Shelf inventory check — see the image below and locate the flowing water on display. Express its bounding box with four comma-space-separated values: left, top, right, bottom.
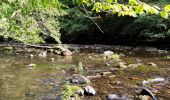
0, 45, 170, 100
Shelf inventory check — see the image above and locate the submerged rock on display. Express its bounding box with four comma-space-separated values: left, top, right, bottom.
38, 51, 47, 58
71, 75, 91, 84
84, 86, 96, 96
106, 94, 131, 100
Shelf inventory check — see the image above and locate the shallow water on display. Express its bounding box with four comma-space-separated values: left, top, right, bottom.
0, 45, 170, 100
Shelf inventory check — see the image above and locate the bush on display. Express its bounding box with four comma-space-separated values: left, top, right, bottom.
0, 0, 65, 44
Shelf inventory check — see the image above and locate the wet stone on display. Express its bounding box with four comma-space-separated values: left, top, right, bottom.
71, 75, 91, 84
84, 86, 96, 96
148, 62, 157, 67
103, 50, 114, 58
106, 94, 131, 100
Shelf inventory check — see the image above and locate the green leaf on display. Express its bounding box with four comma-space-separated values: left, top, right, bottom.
160, 11, 169, 19
106, 0, 113, 3
164, 5, 170, 12
128, 0, 138, 6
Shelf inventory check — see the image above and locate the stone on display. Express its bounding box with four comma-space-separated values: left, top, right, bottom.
106, 94, 131, 100
140, 87, 157, 100
38, 51, 47, 58
84, 86, 96, 96
27, 63, 36, 67
148, 62, 157, 67
71, 75, 91, 84
128, 63, 142, 68
142, 77, 165, 86
139, 95, 152, 100
26, 63, 36, 70
103, 51, 114, 58
101, 72, 112, 76
30, 54, 34, 58
86, 74, 101, 79
108, 75, 116, 78
51, 58, 55, 62
75, 89, 84, 96
118, 62, 128, 68
62, 49, 72, 56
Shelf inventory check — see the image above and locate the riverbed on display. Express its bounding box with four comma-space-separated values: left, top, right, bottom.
0, 44, 170, 100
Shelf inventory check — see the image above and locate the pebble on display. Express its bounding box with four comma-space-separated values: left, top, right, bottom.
27, 63, 36, 67
62, 49, 72, 56
101, 72, 112, 76
148, 62, 157, 67
30, 54, 34, 58
38, 51, 47, 58
107, 94, 131, 100
84, 86, 96, 96
139, 95, 152, 100
87, 74, 101, 79
118, 62, 128, 68
75, 89, 84, 96
71, 75, 91, 84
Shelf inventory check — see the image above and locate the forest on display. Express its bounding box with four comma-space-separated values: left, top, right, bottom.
0, 0, 169, 46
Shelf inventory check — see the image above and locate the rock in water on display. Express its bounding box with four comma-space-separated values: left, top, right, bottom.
142, 77, 165, 86
103, 51, 114, 58
118, 62, 128, 69
71, 75, 91, 84
38, 51, 47, 58
148, 62, 157, 67
27, 63, 36, 67
63, 49, 72, 56
75, 89, 84, 96
140, 87, 157, 100
84, 86, 96, 96
106, 94, 131, 100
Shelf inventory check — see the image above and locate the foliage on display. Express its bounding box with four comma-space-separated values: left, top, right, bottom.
74, 0, 170, 18
60, 8, 91, 35
0, 0, 65, 44
122, 14, 170, 40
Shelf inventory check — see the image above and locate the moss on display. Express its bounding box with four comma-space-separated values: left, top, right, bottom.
70, 86, 83, 93
111, 54, 120, 61
132, 64, 161, 74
